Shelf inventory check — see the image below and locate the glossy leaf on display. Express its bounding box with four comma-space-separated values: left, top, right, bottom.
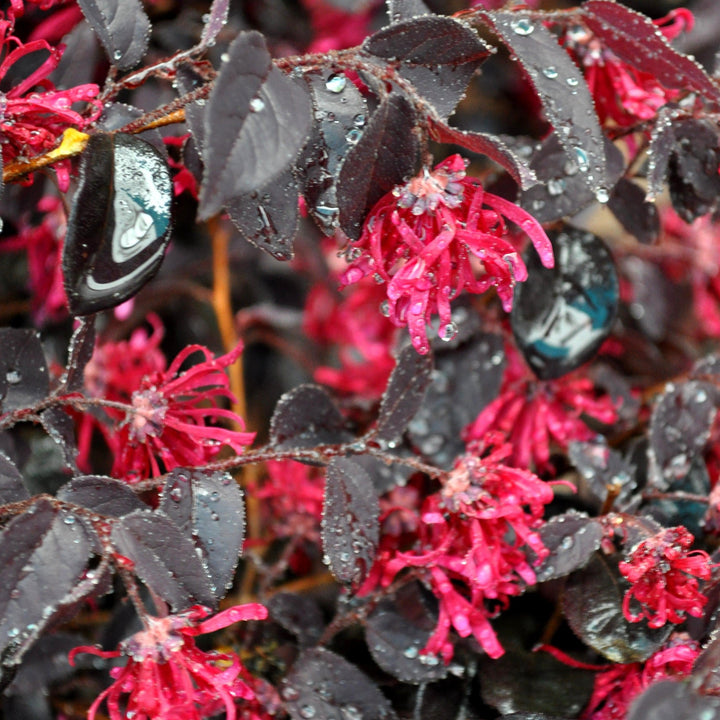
607, 178, 660, 245
627, 680, 720, 720
76, 0, 150, 70
39, 408, 78, 473
511, 228, 618, 380
322, 458, 379, 586
267, 592, 325, 647
62, 133, 172, 316
337, 93, 419, 239
282, 647, 398, 720
158, 469, 246, 596
375, 345, 433, 443
0, 452, 28, 504
582, 1, 720, 108
563, 553, 672, 663
269, 384, 352, 450
199, 0, 229, 48
0, 329, 49, 413
199, 31, 312, 219
56, 476, 145, 517
111, 510, 216, 610
481, 11, 607, 199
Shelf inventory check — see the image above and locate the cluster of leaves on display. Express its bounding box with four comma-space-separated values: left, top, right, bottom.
6, 0, 720, 719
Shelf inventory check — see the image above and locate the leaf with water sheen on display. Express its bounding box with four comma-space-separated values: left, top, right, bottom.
0, 329, 49, 413
0, 452, 28, 504
199, 0, 229, 48
199, 31, 312, 219
62, 133, 172, 316
76, 0, 150, 70
56, 476, 145, 518
627, 680, 720, 720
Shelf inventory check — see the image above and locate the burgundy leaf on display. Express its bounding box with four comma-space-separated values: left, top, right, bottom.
298, 69, 369, 234
428, 119, 537, 189
269, 384, 352, 450
646, 107, 682, 202
267, 592, 325, 647
199, 31, 312, 219
111, 510, 216, 610
226, 166, 299, 261
534, 511, 603, 582
376, 345, 433, 443
62, 133, 173, 316
282, 647, 398, 720
481, 11, 608, 199
39, 408, 78, 473
56, 476, 145, 517
0, 329, 49, 413
337, 93, 419, 239
0, 499, 95, 668
582, 0, 720, 108
159, 469, 246, 596
322, 458, 379, 586
199, 0, 229, 49
0, 452, 28, 504
60, 317, 96, 393
627, 680, 720, 720
387, 0, 431, 24
607, 178, 660, 244
76, 0, 150, 70
563, 553, 672, 663
568, 438, 636, 508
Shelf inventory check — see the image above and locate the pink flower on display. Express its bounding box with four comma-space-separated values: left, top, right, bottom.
362, 437, 554, 661
70, 604, 273, 720
463, 344, 620, 472
618, 526, 712, 628
340, 155, 553, 354
0, 7, 100, 187
304, 275, 397, 398
107, 340, 254, 481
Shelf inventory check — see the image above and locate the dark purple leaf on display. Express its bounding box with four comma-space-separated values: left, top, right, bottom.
39, 408, 77, 473
0, 329, 49, 413
111, 510, 216, 610
621, 257, 673, 342
647, 380, 719, 489
60, 317, 96, 392
56, 475, 145, 517
568, 438, 636, 509
175, 66, 206, 150
226, 166, 299, 261
0, 452, 28, 503
366, 593, 447, 683
480, 648, 594, 717
375, 345, 433, 443
582, 1, 720, 108
76, 0, 150, 70
199, 31, 312, 219
481, 11, 607, 199
668, 118, 720, 222
322, 458, 379, 586
199, 0, 229, 48
607, 178, 660, 244
158, 469, 246, 596
282, 647, 398, 720
627, 681, 720, 720
692, 633, 720, 693
387, 0, 430, 24
563, 553, 672, 663
428, 120, 537, 189
408, 330, 505, 469
646, 107, 682, 202
534, 511, 603, 582
62, 133, 173, 316
511, 228, 618, 380
269, 384, 352, 450
337, 93, 419, 239
267, 592, 324, 647
0, 499, 95, 668
298, 69, 369, 234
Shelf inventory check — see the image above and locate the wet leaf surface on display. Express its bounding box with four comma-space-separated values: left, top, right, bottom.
56, 475, 145, 517
0, 453, 28, 504
627, 680, 720, 720
0, 329, 49, 414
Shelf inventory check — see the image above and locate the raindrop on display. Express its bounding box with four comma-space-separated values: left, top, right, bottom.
63, 515, 76, 525
566, 77, 579, 87
547, 178, 565, 196
440, 321, 458, 342
300, 705, 317, 719
542, 66, 558, 79
249, 97, 265, 113
220, 52, 230, 63
353, 114, 366, 126
7, 628, 19, 639
595, 186, 609, 203
510, 18, 535, 35
573, 146, 590, 172
380, 300, 390, 317
403, 646, 419, 659
282, 686, 299, 701
210, 491, 220, 502
169, 485, 183, 502
113, 49, 122, 61
341, 706, 362, 720
325, 73, 347, 93
6, 369, 21, 384
346, 128, 362, 144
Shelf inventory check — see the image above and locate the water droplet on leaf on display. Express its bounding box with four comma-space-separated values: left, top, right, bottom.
325, 73, 347, 93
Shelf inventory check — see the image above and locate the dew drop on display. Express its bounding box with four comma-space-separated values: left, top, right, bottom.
573, 147, 590, 172
547, 178, 565, 196
346, 128, 362, 144
510, 18, 535, 35
220, 52, 230, 63
249, 97, 265, 113
282, 686, 299, 701
113, 49, 123, 61
440, 321, 458, 342
380, 299, 390, 317
542, 66, 558, 79
300, 705, 317, 719
403, 645, 419, 659
6, 369, 21, 384
353, 113, 366, 126
63, 515, 76, 525
325, 73, 347, 93
595, 186, 609, 203
566, 76, 579, 87
169, 485, 183, 502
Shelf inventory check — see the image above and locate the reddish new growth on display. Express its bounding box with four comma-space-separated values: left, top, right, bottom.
340, 155, 554, 354
464, 345, 619, 472
70, 604, 276, 720
563, 9, 692, 131
618, 526, 712, 628
362, 436, 553, 661
0, 3, 99, 188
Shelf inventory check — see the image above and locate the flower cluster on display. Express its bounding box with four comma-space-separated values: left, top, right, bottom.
70, 604, 274, 720
362, 437, 554, 661
463, 345, 620, 472
618, 526, 712, 628
340, 155, 554, 354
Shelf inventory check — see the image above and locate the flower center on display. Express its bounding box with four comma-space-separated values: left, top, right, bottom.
129, 387, 168, 441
